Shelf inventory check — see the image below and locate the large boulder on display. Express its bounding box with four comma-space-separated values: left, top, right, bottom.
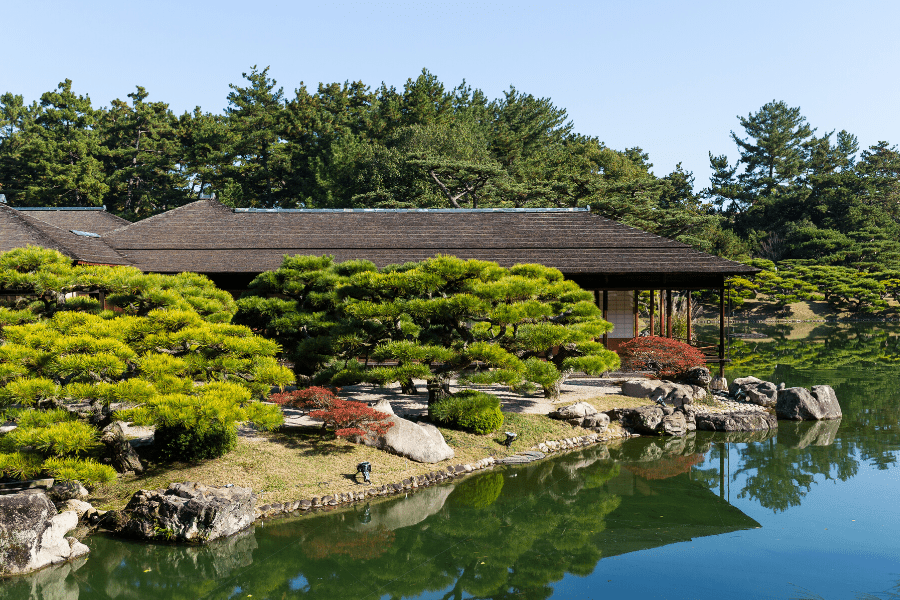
101, 421, 144, 474
114, 482, 256, 543
776, 385, 842, 420
548, 402, 609, 431
0, 490, 89, 576
357, 400, 454, 463
696, 411, 778, 432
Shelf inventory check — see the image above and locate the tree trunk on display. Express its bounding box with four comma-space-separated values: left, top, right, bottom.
400, 378, 418, 394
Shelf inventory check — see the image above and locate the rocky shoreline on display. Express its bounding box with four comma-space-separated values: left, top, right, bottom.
1, 371, 842, 576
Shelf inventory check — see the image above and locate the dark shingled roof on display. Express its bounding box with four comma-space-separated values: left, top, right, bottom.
14, 207, 131, 234
0, 204, 131, 266
101, 200, 756, 282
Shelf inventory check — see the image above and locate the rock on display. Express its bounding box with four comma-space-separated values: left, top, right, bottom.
621, 379, 707, 402
659, 411, 687, 436
101, 421, 144, 474
776, 386, 842, 420
710, 376, 728, 392
0, 491, 90, 576
550, 402, 598, 420
729, 376, 763, 396
620, 406, 665, 435
582, 413, 610, 431
746, 381, 778, 407
356, 399, 454, 463
695, 411, 778, 432
115, 482, 256, 543
47, 481, 89, 503
676, 366, 712, 389
59, 499, 93, 520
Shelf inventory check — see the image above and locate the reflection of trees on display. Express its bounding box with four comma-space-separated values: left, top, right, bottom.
719, 323, 900, 490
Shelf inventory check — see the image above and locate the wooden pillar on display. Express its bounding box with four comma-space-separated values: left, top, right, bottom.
666, 289, 673, 338
686, 291, 692, 343
633, 290, 639, 338
659, 289, 666, 336
649, 290, 655, 336
719, 282, 726, 377
602, 290, 609, 348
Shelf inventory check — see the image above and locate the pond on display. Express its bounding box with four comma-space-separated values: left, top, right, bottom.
3, 322, 900, 599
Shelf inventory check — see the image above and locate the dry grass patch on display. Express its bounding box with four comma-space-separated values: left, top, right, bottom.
91, 412, 598, 511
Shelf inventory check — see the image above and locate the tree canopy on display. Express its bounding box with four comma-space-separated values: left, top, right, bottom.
234, 254, 620, 401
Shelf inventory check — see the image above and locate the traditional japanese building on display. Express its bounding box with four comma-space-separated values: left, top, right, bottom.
1, 200, 758, 368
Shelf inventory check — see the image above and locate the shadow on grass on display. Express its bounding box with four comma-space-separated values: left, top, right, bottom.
264, 428, 356, 456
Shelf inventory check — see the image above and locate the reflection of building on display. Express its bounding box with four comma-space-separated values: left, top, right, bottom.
1, 201, 757, 368
600, 468, 760, 556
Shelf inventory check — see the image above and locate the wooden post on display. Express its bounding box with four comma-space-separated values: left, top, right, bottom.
666, 289, 673, 338
660, 289, 666, 336
719, 282, 726, 378
649, 290, 655, 336
686, 291, 692, 343
633, 290, 639, 338
602, 290, 609, 348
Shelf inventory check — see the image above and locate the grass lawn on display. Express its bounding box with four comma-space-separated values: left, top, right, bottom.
91, 405, 634, 511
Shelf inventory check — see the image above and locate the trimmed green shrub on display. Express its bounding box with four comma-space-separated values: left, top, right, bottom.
153, 421, 238, 462
431, 390, 503, 435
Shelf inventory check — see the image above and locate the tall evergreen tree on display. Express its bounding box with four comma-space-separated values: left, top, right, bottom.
223, 66, 290, 207
100, 86, 189, 218
15, 80, 107, 206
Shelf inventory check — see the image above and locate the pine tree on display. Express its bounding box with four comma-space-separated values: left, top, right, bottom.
16, 80, 108, 206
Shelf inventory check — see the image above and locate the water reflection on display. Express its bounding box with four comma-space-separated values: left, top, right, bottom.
5, 323, 899, 599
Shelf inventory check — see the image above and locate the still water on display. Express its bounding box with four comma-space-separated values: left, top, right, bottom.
3, 323, 899, 599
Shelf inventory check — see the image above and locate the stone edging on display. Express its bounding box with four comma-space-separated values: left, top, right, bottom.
255, 428, 632, 520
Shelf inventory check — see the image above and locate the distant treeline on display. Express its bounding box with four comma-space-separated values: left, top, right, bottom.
2, 68, 900, 282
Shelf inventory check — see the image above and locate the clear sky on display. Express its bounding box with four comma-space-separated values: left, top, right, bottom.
5, 0, 899, 190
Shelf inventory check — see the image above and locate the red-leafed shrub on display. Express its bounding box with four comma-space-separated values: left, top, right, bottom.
269, 387, 392, 438
269, 386, 339, 409
310, 398, 394, 438
617, 336, 705, 379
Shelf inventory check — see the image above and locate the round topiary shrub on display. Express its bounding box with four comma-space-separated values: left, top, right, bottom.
617, 336, 706, 379
431, 390, 503, 435
153, 421, 238, 462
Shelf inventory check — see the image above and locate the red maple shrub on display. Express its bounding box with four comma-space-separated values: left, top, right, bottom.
268, 386, 339, 409
269, 387, 392, 438
617, 336, 706, 379
310, 398, 394, 438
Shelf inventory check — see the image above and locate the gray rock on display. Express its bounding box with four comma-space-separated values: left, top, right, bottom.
115, 482, 256, 543
620, 406, 665, 434
549, 402, 598, 420
659, 411, 688, 436
59, 499, 93, 520
356, 400, 454, 463
47, 481, 89, 503
776, 386, 842, 420
101, 421, 144, 474
621, 379, 707, 402
676, 366, 712, 389
695, 411, 778, 432
746, 381, 779, 407
582, 413, 610, 430
729, 376, 763, 396
0, 491, 90, 576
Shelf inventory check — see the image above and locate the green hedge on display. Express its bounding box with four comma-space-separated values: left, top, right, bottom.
431, 390, 503, 435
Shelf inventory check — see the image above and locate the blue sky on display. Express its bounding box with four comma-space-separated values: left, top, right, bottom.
6, 0, 899, 190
